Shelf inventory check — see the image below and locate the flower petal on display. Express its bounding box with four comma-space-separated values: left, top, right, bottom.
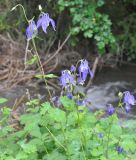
37, 17, 43, 28
125, 104, 131, 113
70, 65, 76, 73
124, 91, 135, 105
50, 18, 56, 31
26, 20, 37, 40
106, 104, 115, 116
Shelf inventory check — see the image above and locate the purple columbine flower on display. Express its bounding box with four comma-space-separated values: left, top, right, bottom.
125, 104, 131, 113
116, 146, 124, 154
67, 91, 73, 99
123, 91, 135, 113
106, 104, 115, 116
59, 70, 75, 88
78, 59, 93, 84
123, 91, 135, 105
76, 98, 90, 106
26, 20, 37, 40
37, 13, 56, 33
52, 96, 61, 107
98, 133, 103, 139
70, 65, 76, 73
76, 100, 84, 106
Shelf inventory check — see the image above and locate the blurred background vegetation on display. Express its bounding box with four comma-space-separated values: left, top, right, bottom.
0, 0, 136, 61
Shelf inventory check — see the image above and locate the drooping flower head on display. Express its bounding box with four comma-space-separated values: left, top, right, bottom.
67, 91, 73, 99
78, 59, 93, 84
76, 100, 84, 106
26, 20, 37, 40
70, 65, 76, 73
125, 104, 131, 113
123, 91, 135, 113
26, 13, 55, 40
106, 104, 115, 116
37, 13, 56, 33
52, 96, 61, 107
76, 98, 91, 106
98, 133, 103, 139
116, 146, 124, 154
59, 70, 75, 88
123, 91, 135, 105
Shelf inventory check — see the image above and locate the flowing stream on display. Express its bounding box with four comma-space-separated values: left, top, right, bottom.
86, 64, 136, 119
0, 64, 136, 119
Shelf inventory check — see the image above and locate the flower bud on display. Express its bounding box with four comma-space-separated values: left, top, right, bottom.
38, 5, 42, 11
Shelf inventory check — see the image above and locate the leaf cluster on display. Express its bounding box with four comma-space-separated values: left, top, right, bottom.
58, 0, 115, 54
0, 97, 136, 160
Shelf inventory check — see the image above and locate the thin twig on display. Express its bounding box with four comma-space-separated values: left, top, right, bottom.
85, 56, 100, 90
43, 32, 71, 66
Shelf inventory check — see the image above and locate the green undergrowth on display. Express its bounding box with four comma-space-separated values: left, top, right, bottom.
0, 97, 136, 160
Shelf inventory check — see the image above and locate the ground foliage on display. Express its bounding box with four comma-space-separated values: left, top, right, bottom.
0, 97, 136, 160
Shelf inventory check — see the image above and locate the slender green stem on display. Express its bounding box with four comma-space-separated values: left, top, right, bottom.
11, 4, 29, 22
105, 116, 114, 159
45, 126, 67, 151
76, 107, 87, 160
60, 123, 70, 158
32, 38, 54, 106
44, 145, 49, 155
